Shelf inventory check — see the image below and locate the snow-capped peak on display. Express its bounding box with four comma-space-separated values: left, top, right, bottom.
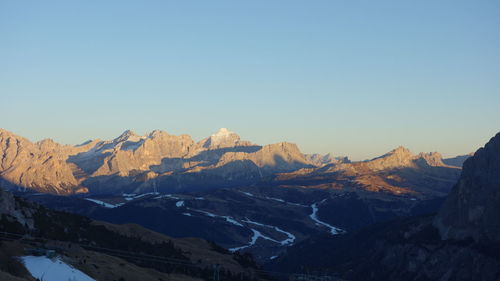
201, 128, 241, 148
212, 128, 233, 137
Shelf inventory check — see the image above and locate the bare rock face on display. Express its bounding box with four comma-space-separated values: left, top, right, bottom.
418, 152, 446, 167
218, 142, 313, 172
0, 129, 85, 194
78, 129, 197, 177
305, 153, 350, 166
434, 132, 500, 243
365, 146, 415, 171
339, 147, 453, 173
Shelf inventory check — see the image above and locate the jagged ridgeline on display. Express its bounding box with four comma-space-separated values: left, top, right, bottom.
0, 128, 467, 196
0, 128, 314, 195
0, 188, 262, 280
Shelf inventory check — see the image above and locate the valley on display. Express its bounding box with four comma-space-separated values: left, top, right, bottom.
1, 127, 485, 280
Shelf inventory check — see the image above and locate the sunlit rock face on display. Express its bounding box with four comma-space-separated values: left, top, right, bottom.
434, 132, 500, 243
0, 127, 464, 196
0, 128, 318, 194
0, 129, 94, 194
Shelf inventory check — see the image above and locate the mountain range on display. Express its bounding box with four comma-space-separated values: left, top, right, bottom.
0, 127, 497, 281
0, 128, 468, 196
0, 128, 473, 264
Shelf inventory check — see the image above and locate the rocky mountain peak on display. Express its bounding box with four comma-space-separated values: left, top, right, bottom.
147, 129, 171, 139
36, 138, 61, 151
418, 151, 445, 166
113, 129, 140, 143
0, 128, 11, 135
200, 128, 244, 149
211, 127, 239, 141
388, 146, 413, 157
363, 146, 415, 171
434, 132, 500, 243
214, 127, 232, 136
306, 153, 350, 166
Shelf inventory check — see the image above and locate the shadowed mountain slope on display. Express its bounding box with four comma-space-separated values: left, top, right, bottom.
271, 132, 500, 281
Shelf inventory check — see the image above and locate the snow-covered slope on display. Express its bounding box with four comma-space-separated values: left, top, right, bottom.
21, 256, 95, 281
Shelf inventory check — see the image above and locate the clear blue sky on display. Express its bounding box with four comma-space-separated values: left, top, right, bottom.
1, 0, 499, 160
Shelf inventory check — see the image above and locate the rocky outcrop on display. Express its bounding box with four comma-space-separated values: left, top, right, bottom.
218, 142, 313, 172
0, 129, 90, 194
434, 132, 500, 243
305, 153, 350, 166
356, 147, 450, 171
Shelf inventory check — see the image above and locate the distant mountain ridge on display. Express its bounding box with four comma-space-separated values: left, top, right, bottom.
275, 145, 462, 197
271, 132, 500, 281
0, 128, 464, 195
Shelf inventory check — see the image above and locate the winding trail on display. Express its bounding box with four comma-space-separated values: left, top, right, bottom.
242, 219, 296, 246
310, 200, 343, 235
229, 229, 279, 252
239, 191, 308, 207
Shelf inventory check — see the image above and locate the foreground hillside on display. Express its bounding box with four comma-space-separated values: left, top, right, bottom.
271, 132, 500, 281
0, 188, 261, 281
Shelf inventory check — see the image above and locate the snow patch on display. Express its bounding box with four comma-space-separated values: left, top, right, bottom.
188, 209, 244, 227
221, 216, 244, 227
130, 192, 159, 199
176, 201, 185, 207
239, 191, 307, 207
242, 219, 295, 246
122, 193, 137, 197
21, 256, 95, 281
154, 194, 180, 200
310, 201, 343, 235
264, 196, 285, 203
85, 198, 123, 208
240, 191, 255, 197
229, 229, 278, 252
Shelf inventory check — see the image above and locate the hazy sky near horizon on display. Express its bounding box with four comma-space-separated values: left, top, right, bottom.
1, 0, 499, 160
